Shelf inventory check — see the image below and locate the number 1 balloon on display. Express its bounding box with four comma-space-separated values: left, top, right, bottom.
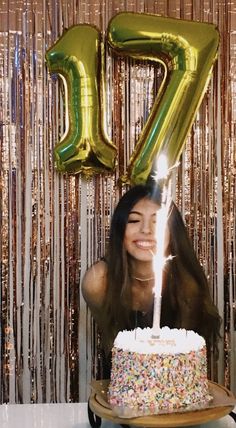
46, 25, 117, 176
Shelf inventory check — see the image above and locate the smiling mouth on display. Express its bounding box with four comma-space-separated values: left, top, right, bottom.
135, 241, 156, 250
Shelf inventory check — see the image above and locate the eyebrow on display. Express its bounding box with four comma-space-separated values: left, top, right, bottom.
129, 210, 156, 216
129, 210, 141, 215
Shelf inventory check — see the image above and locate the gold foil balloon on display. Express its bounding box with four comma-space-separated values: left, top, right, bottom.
46, 25, 117, 176
107, 12, 219, 185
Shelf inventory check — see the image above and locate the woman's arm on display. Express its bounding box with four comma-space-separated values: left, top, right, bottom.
81, 260, 108, 324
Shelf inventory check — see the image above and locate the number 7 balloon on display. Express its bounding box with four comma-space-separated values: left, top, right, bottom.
46, 25, 117, 175
107, 12, 219, 185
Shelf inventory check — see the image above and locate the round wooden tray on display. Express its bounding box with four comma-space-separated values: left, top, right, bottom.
89, 380, 235, 427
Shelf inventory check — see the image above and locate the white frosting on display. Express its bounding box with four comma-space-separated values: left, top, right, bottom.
114, 327, 205, 354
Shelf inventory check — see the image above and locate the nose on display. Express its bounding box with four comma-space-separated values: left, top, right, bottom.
140, 219, 153, 235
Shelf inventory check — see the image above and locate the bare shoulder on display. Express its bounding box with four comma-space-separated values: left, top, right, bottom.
81, 260, 107, 309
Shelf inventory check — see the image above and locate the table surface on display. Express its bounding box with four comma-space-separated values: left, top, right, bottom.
0, 402, 235, 428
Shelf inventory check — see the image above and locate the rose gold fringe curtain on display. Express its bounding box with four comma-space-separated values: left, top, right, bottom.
0, 0, 235, 403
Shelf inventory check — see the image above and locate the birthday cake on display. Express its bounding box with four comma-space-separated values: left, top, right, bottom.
108, 327, 212, 417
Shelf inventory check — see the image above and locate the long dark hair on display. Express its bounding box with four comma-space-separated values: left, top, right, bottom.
101, 185, 221, 356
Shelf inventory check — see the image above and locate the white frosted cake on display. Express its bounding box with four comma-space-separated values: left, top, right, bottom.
108, 327, 212, 417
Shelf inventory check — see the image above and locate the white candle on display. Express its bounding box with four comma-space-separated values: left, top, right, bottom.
152, 295, 162, 338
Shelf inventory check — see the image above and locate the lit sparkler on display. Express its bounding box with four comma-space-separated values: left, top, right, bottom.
151, 154, 171, 338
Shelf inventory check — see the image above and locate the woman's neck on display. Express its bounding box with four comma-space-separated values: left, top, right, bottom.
129, 259, 154, 281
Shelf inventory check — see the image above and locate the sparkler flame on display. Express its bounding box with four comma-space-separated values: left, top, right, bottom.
150, 154, 172, 338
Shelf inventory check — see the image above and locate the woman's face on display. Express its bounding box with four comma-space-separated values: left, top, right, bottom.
124, 197, 159, 262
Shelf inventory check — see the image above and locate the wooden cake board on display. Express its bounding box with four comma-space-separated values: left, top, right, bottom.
89, 380, 236, 427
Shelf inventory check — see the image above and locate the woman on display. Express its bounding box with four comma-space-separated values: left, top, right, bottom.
82, 184, 221, 377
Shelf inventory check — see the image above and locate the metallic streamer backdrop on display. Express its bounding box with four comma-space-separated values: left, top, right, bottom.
0, 0, 235, 403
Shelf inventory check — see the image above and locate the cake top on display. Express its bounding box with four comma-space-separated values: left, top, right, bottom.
113, 326, 206, 354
